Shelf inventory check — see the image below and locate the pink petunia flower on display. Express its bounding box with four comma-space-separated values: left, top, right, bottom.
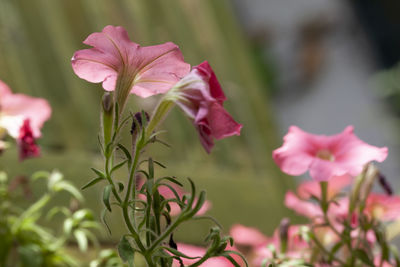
173, 61, 242, 153
251, 225, 311, 266
273, 126, 388, 181
71, 25, 190, 110
0, 80, 51, 160
365, 194, 400, 221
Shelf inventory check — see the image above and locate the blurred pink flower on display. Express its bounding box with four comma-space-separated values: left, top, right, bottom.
230, 224, 269, 248
0, 80, 51, 160
297, 174, 352, 199
71, 25, 190, 104
252, 225, 310, 266
365, 194, 400, 221
172, 243, 240, 267
174, 61, 242, 153
273, 126, 388, 181
285, 175, 351, 219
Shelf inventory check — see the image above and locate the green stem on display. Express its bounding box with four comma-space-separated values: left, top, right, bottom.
188, 251, 212, 267
122, 204, 146, 252
104, 153, 122, 204
311, 232, 346, 266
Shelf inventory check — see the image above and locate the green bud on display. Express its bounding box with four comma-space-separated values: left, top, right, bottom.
101, 92, 114, 150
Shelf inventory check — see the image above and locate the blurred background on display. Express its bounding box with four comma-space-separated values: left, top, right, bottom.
1, 0, 400, 256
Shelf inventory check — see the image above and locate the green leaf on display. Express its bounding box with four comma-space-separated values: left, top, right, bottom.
156, 176, 183, 187
101, 208, 111, 235
54, 181, 84, 202
160, 246, 200, 259
63, 218, 74, 235
221, 253, 241, 267
103, 185, 112, 212
223, 250, 249, 267
117, 182, 124, 193
118, 236, 135, 267
81, 177, 104, 190
74, 229, 88, 252
354, 249, 374, 267
111, 159, 129, 174
117, 144, 132, 165
90, 168, 107, 179
148, 158, 154, 179
18, 244, 43, 267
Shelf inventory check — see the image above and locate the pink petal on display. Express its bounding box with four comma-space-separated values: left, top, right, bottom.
0, 88, 51, 138
194, 61, 226, 102
208, 102, 242, 140
0, 80, 12, 96
297, 174, 352, 199
332, 127, 388, 176
273, 126, 316, 176
285, 191, 322, 218
230, 224, 268, 247
72, 26, 190, 98
309, 159, 348, 181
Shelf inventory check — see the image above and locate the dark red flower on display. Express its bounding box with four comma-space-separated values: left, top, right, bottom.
18, 119, 40, 161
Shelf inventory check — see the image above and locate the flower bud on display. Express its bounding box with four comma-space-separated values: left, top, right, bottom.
279, 217, 290, 253
101, 92, 114, 148
130, 111, 150, 135
102, 92, 113, 114
358, 164, 380, 208
378, 173, 393, 196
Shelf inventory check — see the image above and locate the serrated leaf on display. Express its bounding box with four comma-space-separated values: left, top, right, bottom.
103, 185, 112, 212
82, 177, 104, 190
118, 236, 135, 267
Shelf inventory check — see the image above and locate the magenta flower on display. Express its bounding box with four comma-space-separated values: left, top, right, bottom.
71, 25, 190, 110
174, 61, 242, 153
273, 126, 388, 181
0, 80, 51, 160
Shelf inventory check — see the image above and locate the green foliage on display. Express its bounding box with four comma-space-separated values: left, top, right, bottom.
0, 170, 101, 267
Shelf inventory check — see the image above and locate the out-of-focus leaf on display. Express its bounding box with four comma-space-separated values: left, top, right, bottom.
18, 244, 43, 267
103, 185, 112, 212
74, 229, 88, 251
118, 236, 135, 267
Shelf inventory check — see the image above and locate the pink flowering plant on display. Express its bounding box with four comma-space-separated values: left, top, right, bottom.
0, 81, 102, 266
72, 25, 245, 267
230, 126, 400, 267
